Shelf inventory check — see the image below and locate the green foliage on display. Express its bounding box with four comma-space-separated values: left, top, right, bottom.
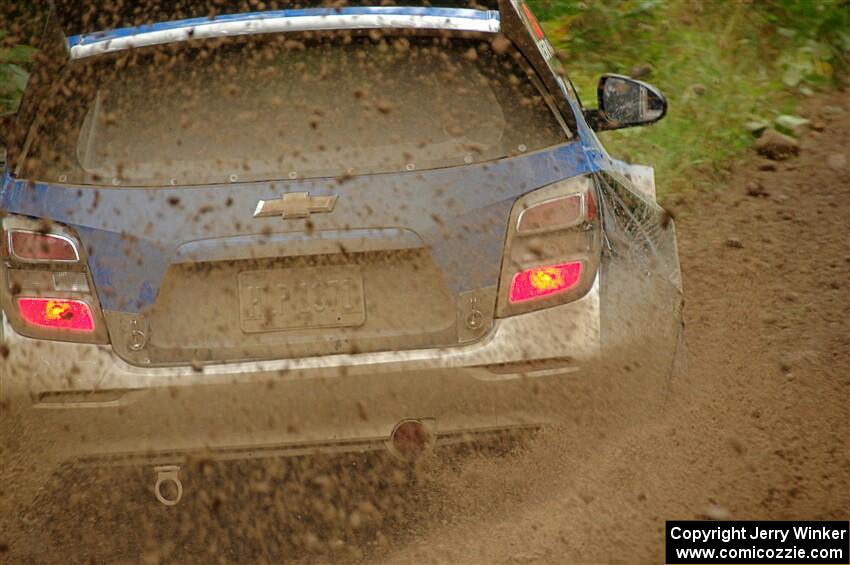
0, 31, 34, 115
760, 0, 850, 57
759, 0, 850, 87
528, 0, 848, 197
529, 0, 664, 61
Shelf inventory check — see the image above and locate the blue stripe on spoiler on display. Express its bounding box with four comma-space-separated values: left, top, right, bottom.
67, 7, 499, 47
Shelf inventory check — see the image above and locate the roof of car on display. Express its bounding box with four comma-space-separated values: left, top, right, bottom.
66, 6, 501, 60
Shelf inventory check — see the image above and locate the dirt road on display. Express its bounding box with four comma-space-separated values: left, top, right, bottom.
372, 89, 849, 564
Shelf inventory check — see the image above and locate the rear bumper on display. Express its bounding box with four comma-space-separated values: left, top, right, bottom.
0, 279, 601, 469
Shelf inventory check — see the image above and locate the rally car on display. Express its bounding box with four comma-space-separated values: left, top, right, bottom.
0, 0, 684, 509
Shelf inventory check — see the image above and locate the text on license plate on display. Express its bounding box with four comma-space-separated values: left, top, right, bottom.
238, 266, 365, 332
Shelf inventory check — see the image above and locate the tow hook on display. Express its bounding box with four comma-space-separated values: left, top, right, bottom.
153, 465, 183, 506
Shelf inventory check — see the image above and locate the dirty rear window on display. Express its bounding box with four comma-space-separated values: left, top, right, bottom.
20, 33, 569, 186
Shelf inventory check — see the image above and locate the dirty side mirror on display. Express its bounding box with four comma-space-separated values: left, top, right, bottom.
584, 74, 667, 132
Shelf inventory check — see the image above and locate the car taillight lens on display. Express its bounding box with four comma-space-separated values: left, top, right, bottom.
0, 214, 108, 343
9, 230, 79, 262
17, 298, 95, 332
498, 175, 601, 317
517, 189, 596, 234
509, 262, 583, 303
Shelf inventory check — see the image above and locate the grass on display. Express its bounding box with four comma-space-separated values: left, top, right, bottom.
0, 1, 41, 115
0, 36, 34, 116
530, 0, 850, 198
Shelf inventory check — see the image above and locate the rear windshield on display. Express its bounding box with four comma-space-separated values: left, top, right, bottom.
20, 33, 569, 186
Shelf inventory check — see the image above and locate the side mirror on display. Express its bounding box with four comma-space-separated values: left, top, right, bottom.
584, 74, 667, 132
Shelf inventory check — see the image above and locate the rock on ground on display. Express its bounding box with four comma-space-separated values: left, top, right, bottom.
755, 128, 800, 160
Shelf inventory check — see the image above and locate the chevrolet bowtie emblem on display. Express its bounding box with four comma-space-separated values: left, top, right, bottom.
253, 192, 338, 220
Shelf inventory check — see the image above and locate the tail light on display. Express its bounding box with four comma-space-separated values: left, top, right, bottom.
497, 175, 601, 317
0, 215, 109, 343
8, 230, 80, 262
517, 189, 596, 234
17, 298, 96, 332
509, 261, 583, 303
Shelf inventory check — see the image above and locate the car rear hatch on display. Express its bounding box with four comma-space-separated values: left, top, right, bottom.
3, 22, 584, 367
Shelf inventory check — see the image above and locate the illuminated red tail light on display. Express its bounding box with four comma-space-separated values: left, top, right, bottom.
499, 176, 600, 317
8, 230, 79, 262
17, 298, 96, 332
509, 262, 582, 303
1, 215, 107, 343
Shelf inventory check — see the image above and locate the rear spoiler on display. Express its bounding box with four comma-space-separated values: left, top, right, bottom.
49, 0, 502, 37
47, 0, 559, 69
50, 0, 500, 36
66, 7, 502, 59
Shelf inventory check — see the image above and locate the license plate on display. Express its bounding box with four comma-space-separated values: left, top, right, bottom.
238, 266, 365, 333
